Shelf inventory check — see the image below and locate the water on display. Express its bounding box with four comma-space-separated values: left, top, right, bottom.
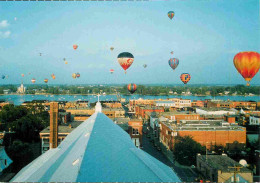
0, 94, 259, 106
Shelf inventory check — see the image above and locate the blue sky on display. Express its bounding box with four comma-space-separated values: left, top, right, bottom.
0, 0, 259, 85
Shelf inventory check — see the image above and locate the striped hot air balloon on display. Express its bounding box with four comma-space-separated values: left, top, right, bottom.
76, 73, 80, 78
233, 51, 260, 86
168, 58, 179, 71
31, 78, 36, 84
127, 83, 137, 94
168, 11, 175, 20
110, 69, 114, 74
117, 52, 134, 74
180, 73, 191, 84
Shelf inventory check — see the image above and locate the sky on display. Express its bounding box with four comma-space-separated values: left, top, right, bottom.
0, 0, 259, 85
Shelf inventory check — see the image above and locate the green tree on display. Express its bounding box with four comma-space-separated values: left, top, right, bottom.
173, 136, 205, 166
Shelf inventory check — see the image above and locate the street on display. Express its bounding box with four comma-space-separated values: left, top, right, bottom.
142, 134, 198, 182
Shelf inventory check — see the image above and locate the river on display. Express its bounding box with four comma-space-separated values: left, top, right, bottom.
0, 94, 259, 105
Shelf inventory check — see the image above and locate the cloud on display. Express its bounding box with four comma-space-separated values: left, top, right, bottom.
0, 20, 9, 28
0, 31, 11, 38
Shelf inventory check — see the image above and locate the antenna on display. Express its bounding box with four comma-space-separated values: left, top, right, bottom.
228, 165, 243, 183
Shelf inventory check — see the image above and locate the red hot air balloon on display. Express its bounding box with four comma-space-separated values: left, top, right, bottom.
110, 69, 114, 74
117, 52, 134, 74
21, 74, 24, 77
233, 51, 260, 86
44, 79, 48, 83
31, 78, 36, 84
180, 73, 191, 84
73, 44, 78, 50
127, 83, 137, 94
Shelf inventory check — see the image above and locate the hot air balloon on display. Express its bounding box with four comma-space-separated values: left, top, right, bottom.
31, 78, 36, 84
143, 64, 147, 68
127, 83, 137, 94
21, 74, 24, 77
110, 47, 114, 51
1, 75, 5, 79
51, 74, 56, 80
76, 73, 80, 78
180, 73, 191, 84
169, 58, 179, 71
170, 51, 174, 54
72, 73, 77, 79
117, 52, 134, 74
73, 44, 78, 50
65, 61, 68, 64
233, 51, 260, 86
168, 11, 175, 20
44, 79, 48, 83
110, 69, 114, 74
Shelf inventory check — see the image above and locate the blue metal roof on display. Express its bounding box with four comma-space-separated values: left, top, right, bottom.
11, 110, 180, 182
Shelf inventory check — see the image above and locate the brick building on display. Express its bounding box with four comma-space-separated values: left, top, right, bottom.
159, 119, 246, 150
191, 100, 205, 108
135, 105, 164, 119
160, 111, 200, 124
128, 119, 143, 148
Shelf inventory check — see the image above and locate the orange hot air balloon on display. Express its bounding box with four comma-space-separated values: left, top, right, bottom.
21, 74, 24, 77
31, 78, 36, 84
73, 44, 78, 50
44, 79, 48, 83
233, 51, 260, 86
180, 73, 191, 84
65, 61, 68, 64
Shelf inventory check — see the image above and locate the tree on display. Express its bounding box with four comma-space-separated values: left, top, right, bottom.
173, 136, 205, 166
6, 140, 34, 172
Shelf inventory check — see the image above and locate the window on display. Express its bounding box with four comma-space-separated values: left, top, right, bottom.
132, 128, 139, 135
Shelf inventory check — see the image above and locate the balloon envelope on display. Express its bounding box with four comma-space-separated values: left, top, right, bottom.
127, 83, 137, 94
73, 44, 78, 50
143, 64, 147, 68
117, 52, 134, 73
110, 47, 114, 51
76, 73, 80, 78
44, 79, 48, 83
72, 73, 77, 79
110, 69, 114, 74
233, 51, 260, 86
1, 75, 5, 79
168, 58, 179, 71
180, 73, 191, 84
168, 11, 175, 20
21, 74, 24, 77
31, 78, 36, 83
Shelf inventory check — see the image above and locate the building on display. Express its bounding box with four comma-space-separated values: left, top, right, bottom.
249, 114, 260, 125
128, 119, 143, 148
197, 154, 253, 182
196, 107, 236, 116
169, 98, 191, 109
135, 105, 164, 119
0, 147, 12, 175
207, 100, 234, 108
11, 101, 181, 182
160, 111, 200, 124
232, 101, 257, 110
0, 101, 10, 111
159, 119, 246, 150
155, 101, 175, 109
191, 100, 205, 108
16, 82, 26, 94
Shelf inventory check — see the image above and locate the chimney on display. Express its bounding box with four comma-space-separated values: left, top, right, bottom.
49, 102, 58, 149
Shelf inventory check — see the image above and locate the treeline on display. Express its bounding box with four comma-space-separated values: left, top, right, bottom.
0, 84, 259, 96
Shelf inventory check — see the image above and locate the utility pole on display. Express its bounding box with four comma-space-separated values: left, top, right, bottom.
228, 165, 243, 183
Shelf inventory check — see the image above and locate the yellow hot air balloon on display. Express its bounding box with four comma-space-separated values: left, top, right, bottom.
233, 51, 260, 86
72, 73, 77, 79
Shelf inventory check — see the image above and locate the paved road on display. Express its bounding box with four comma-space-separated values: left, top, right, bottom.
142, 134, 198, 182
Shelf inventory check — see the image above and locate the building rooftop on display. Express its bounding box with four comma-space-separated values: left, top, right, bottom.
40, 121, 82, 134
161, 120, 245, 131
12, 109, 180, 182
155, 101, 175, 104
160, 111, 197, 116
197, 155, 251, 173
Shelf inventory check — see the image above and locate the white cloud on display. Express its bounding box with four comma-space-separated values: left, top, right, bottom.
0, 31, 11, 38
0, 20, 9, 28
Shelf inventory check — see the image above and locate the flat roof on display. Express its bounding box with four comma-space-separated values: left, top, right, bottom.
40, 121, 82, 134
197, 155, 251, 173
